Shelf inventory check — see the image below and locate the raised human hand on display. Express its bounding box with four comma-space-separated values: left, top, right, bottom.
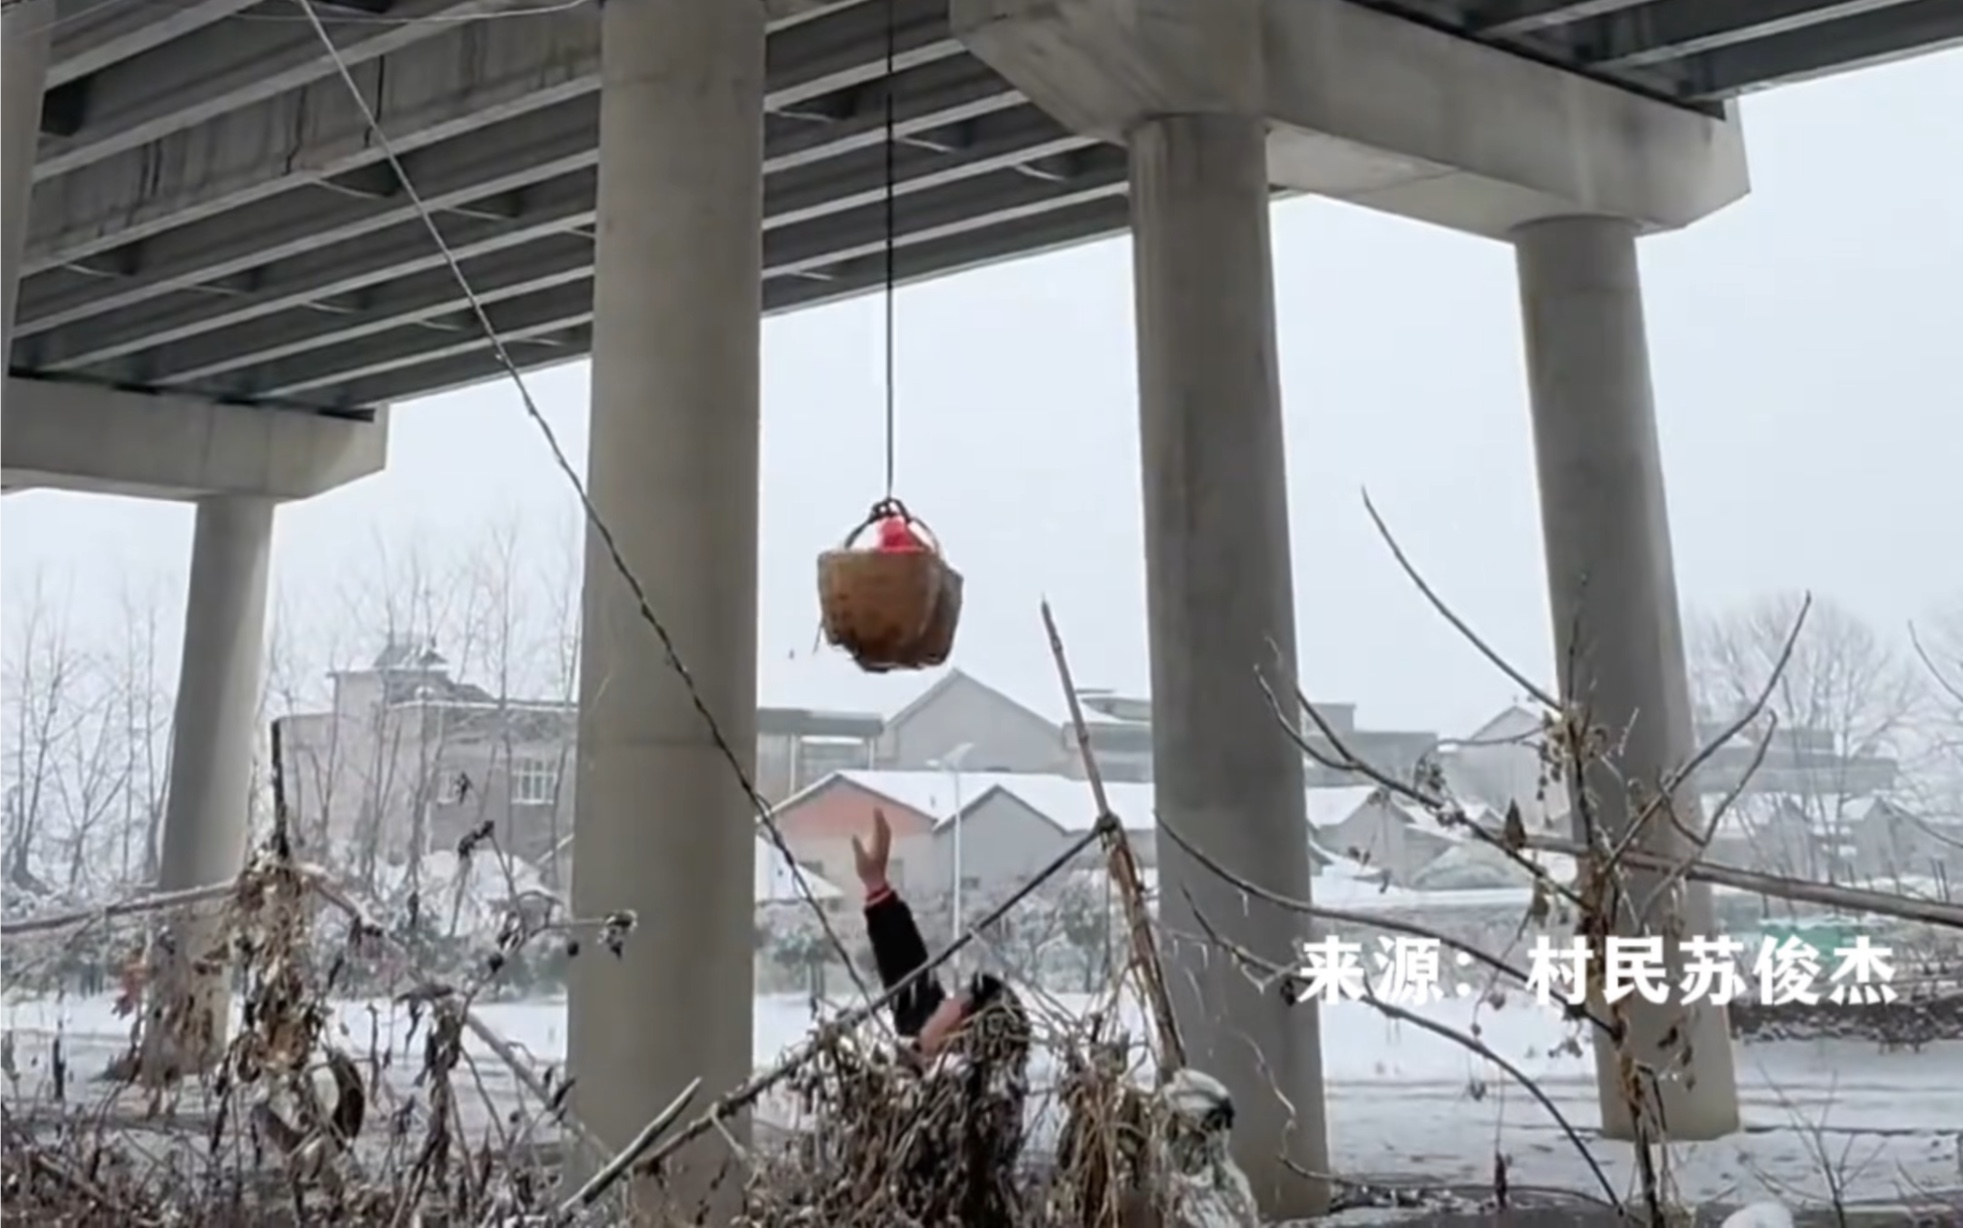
851, 809, 892, 893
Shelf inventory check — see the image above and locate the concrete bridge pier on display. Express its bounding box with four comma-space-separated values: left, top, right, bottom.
957, 0, 1752, 1172
2, 0, 53, 353
564, 0, 763, 1216
141, 496, 277, 1079
1514, 215, 1742, 1141
2, 382, 384, 1073
1127, 112, 1331, 1215
958, 0, 1330, 1214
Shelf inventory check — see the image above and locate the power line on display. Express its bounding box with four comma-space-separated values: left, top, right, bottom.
290, 0, 876, 1001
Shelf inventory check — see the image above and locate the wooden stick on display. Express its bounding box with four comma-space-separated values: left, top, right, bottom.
0, 880, 243, 939
555, 1077, 701, 1214
1040, 599, 1184, 1070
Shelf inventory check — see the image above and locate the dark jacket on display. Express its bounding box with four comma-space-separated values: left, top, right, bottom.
864, 888, 1032, 1226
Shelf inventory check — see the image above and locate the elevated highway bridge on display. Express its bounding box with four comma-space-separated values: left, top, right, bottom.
4, 0, 1958, 415
2, 0, 1957, 1216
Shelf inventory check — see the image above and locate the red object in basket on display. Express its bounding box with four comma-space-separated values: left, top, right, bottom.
873, 515, 928, 553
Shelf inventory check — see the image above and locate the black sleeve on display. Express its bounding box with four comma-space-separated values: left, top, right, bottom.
864, 892, 945, 1038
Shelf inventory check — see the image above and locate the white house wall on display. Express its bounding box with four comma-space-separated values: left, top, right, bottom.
922, 789, 1092, 905
781, 829, 934, 904
1320, 799, 1457, 886
1442, 739, 1567, 830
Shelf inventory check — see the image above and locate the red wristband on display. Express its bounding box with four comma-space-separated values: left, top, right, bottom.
864, 883, 894, 907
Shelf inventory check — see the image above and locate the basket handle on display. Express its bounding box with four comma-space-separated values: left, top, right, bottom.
842, 497, 943, 555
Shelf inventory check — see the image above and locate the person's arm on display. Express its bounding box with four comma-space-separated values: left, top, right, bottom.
864, 883, 945, 1038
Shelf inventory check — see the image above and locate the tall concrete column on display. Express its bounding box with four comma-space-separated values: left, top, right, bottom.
1133, 113, 1329, 1217
143, 495, 276, 1078
1514, 215, 1741, 1141
566, 0, 762, 1217
2, 0, 53, 355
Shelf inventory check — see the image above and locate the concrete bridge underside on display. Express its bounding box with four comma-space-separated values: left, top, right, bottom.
5, 0, 1958, 413
3, 0, 1958, 1220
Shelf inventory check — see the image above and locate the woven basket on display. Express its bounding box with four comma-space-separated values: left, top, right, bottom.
817, 501, 962, 672
907, 560, 964, 668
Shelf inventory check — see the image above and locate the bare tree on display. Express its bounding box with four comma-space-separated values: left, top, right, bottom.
1692, 592, 1926, 882
535, 507, 584, 888
264, 584, 344, 860
328, 531, 481, 892
392, 510, 595, 887
962, 868, 1117, 989
457, 515, 538, 858
1908, 595, 1963, 867
3, 571, 86, 898
257, 533, 448, 893
1914, 596, 1963, 777
47, 658, 130, 897
0, 569, 164, 902
110, 577, 174, 886
268, 520, 582, 913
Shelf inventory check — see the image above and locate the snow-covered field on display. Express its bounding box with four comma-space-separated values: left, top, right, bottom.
5, 990, 1957, 1211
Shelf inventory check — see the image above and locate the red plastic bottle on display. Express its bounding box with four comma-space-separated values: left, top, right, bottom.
873, 515, 927, 553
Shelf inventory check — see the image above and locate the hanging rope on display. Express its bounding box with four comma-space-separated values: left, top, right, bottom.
881, 0, 899, 500
812, 0, 964, 675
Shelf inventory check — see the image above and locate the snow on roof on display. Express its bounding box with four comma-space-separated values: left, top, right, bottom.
1394, 796, 1497, 836
757, 655, 1147, 734
756, 836, 841, 903
1461, 704, 1543, 745
1304, 786, 1379, 828
986, 774, 1159, 832
826, 771, 1409, 838
1415, 840, 1578, 887
829, 769, 1155, 831
1032, 688, 1147, 727
827, 768, 989, 821
1311, 866, 1416, 904
1298, 785, 1494, 834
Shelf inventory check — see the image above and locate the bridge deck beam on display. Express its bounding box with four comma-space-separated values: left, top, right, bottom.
0, 376, 386, 501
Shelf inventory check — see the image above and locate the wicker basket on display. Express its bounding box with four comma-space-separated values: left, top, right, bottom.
817, 501, 963, 672
907, 559, 963, 668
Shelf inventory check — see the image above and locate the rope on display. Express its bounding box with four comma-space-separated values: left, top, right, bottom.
880, 0, 898, 501
292, 0, 874, 1005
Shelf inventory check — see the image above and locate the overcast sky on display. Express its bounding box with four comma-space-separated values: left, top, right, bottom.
3, 50, 1958, 738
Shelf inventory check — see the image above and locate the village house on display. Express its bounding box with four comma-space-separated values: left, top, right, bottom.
1434, 702, 1935, 885
1703, 791, 1960, 884
286, 644, 1438, 880
292, 644, 1942, 900
278, 641, 887, 874
762, 771, 940, 902
1314, 788, 1499, 886
773, 770, 1417, 906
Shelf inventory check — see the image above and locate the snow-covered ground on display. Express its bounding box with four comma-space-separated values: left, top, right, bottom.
5, 990, 1957, 1212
